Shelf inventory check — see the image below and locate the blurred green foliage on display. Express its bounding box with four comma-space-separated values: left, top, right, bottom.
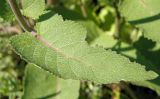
0, 32, 25, 98
0, 0, 160, 99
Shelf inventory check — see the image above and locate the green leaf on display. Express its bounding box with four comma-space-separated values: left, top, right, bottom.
80, 20, 103, 43
10, 14, 158, 84
22, 0, 45, 19
93, 35, 160, 95
132, 78, 160, 95
119, 0, 160, 43
23, 63, 80, 99
131, 37, 160, 95
90, 33, 117, 49
50, 7, 84, 20
90, 33, 160, 94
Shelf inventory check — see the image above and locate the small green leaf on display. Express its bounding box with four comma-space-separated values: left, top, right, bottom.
22, 0, 45, 19
119, 0, 160, 43
10, 14, 158, 84
80, 20, 103, 43
50, 6, 84, 20
23, 63, 80, 99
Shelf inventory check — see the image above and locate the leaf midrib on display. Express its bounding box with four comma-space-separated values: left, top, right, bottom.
32, 33, 97, 81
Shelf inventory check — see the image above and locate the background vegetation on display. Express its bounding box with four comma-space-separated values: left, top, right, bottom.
0, 0, 160, 99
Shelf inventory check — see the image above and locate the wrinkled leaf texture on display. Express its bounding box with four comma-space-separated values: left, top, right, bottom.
10, 14, 158, 84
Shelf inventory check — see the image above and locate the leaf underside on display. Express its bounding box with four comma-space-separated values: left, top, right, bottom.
10, 14, 157, 84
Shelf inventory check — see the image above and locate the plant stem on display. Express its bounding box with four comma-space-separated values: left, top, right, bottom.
111, 84, 121, 99
121, 82, 138, 99
7, 0, 33, 32
113, 1, 121, 39
46, 0, 57, 7
79, 0, 87, 18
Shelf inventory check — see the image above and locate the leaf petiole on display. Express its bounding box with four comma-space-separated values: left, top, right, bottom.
7, 0, 33, 32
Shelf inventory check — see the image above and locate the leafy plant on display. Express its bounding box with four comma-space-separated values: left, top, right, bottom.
1, 0, 160, 99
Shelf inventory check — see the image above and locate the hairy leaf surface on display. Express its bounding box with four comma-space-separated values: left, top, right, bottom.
119, 0, 160, 43
90, 33, 160, 94
10, 14, 157, 84
23, 63, 80, 99
22, 0, 45, 19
